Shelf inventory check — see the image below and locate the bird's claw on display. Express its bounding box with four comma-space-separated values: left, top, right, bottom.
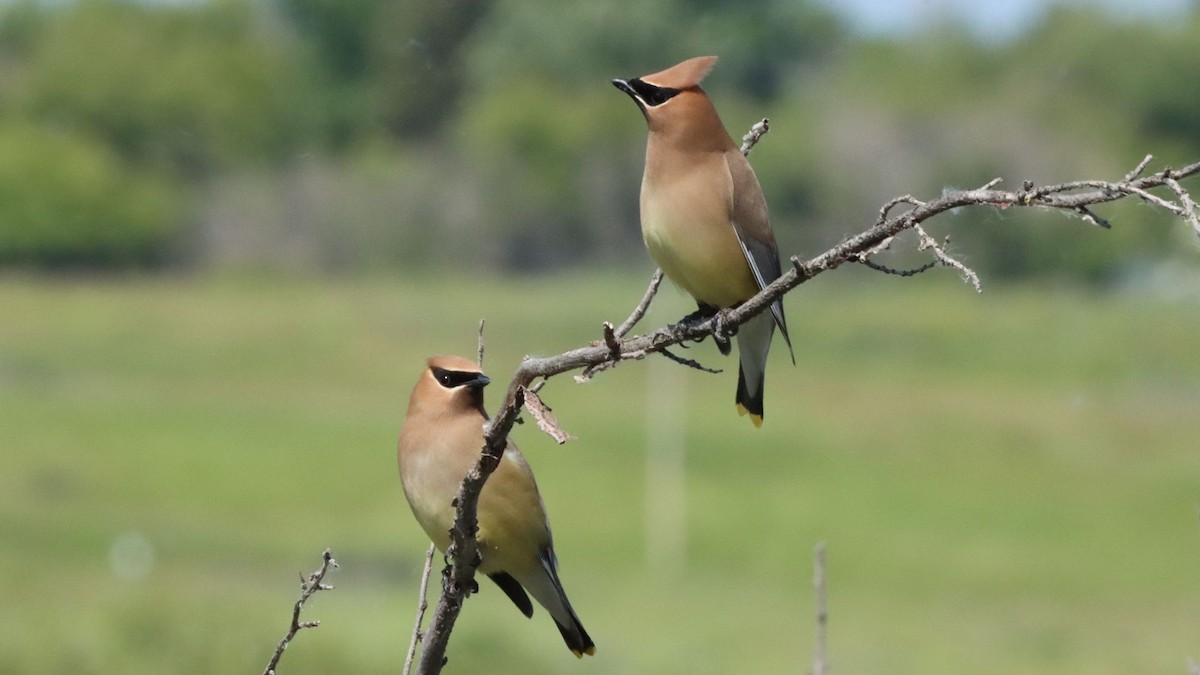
675, 304, 718, 328
712, 310, 736, 355
673, 304, 722, 348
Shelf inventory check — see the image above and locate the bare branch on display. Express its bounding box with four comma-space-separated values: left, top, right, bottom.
413, 145, 1200, 673
615, 268, 665, 338
810, 543, 828, 675
402, 544, 436, 675
914, 224, 982, 292
1164, 176, 1200, 240
856, 257, 938, 278
877, 195, 924, 226
263, 549, 338, 675
1123, 154, 1154, 182
1121, 183, 1186, 214
660, 347, 723, 374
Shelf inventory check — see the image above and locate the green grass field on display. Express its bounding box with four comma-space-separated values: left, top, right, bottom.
1, 271, 1197, 674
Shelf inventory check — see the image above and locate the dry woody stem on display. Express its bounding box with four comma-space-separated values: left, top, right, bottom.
403, 543, 437, 675
262, 549, 338, 675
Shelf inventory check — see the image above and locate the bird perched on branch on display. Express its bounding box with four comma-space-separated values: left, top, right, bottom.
396, 355, 595, 658
613, 55, 794, 426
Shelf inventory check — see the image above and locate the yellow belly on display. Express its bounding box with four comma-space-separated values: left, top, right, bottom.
404, 446, 547, 577
642, 193, 758, 308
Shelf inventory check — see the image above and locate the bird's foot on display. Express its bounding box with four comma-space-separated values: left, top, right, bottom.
671, 305, 737, 354
673, 304, 720, 347
711, 309, 736, 355
675, 304, 718, 328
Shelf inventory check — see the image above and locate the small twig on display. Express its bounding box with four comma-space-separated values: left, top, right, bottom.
1164, 176, 1200, 240
659, 347, 722, 374
601, 321, 621, 357
574, 361, 614, 382
403, 540, 441, 672
877, 195, 924, 226
576, 269, 667, 383
811, 543, 828, 675
1122, 183, 1185, 214
263, 549, 338, 675
740, 118, 770, 156
615, 269, 665, 338
1123, 154, 1154, 182
1074, 205, 1112, 229
914, 224, 982, 293
476, 320, 486, 368
857, 257, 938, 277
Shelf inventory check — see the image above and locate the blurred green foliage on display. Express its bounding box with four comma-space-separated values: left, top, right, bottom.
0, 0, 1198, 280
18, 1, 310, 174
0, 122, 178, 266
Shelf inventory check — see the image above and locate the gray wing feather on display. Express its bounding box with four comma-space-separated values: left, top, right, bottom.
726, 149, 794, 362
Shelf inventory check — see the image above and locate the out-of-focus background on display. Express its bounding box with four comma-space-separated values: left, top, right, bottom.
2, 0, 1199, 673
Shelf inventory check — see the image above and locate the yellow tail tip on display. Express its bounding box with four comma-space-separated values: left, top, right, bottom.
735, 403, 763, 427
572, 646, 597, 658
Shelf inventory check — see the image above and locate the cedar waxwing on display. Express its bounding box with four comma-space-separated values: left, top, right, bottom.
613, 56, 794, 427
396, 355, 595, 658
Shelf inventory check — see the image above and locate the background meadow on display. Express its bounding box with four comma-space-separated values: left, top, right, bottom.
2, 0, 1200, 672
2, 272, 1198, 673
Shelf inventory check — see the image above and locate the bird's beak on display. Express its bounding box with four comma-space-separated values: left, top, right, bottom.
465, 373, 491, 389
612, 78, 646, 113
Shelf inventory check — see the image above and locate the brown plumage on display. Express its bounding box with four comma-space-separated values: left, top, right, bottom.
613, 56, 794, 426
396, 355, 594, 657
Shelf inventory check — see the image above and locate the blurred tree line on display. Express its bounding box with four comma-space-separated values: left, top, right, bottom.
0, 0, 1197, 284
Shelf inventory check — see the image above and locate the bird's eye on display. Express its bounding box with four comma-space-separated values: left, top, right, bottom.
645, 88, 677, 106
629, 79, 680, 107
430, 366, 485, 389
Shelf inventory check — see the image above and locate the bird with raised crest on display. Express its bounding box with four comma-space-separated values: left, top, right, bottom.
614, 56, 794, 426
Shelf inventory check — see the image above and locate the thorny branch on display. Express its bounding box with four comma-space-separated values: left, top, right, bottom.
413, 141, 1200, 672
262, 549, 337, 675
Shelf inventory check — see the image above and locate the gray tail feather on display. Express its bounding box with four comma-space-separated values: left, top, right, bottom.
539, 548, 595, 656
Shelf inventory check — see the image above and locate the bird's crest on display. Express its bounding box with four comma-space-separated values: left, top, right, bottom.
641, 55, 718, 90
